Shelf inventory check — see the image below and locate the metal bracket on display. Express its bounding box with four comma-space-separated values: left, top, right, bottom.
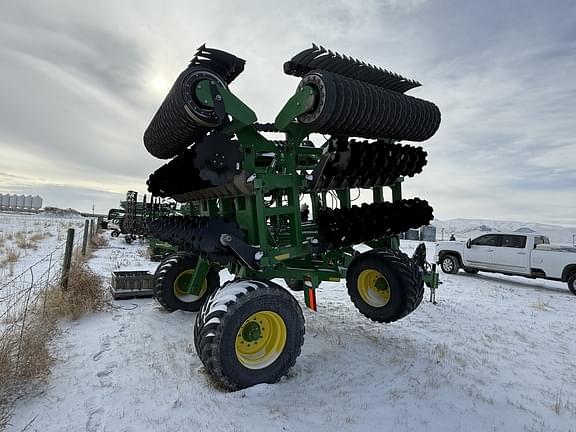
185, 256, 211, 296
220, 234, 261, 270
274, 85, 317, 130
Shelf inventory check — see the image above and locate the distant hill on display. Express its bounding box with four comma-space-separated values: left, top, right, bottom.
432, 218, 575, 244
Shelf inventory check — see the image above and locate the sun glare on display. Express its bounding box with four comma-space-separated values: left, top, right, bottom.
150, 76, 169, 93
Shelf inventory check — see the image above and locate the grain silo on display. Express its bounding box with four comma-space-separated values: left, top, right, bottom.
16, 195, 25, 209
0, 194, 8, 209
24, 195, 33, 209
9, 194, 18, 208
31, 195, 43, 210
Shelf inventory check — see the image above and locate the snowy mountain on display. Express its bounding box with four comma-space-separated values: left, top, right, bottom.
432, 218, 576, 244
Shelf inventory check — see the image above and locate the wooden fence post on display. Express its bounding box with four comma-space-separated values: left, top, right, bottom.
82, 220, 90, 256
61, 228, 75, 290
89, 219, 94, 240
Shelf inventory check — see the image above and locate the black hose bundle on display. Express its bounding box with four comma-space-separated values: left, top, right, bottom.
316, 198, 433, 250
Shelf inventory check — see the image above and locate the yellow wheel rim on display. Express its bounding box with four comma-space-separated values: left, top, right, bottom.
235, 311, 287, 370
173, 270, 207, 302
357, 269, 391, 307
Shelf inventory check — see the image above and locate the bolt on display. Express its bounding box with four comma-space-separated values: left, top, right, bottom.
215, 94, 222, 101
203, 99, 208, 104
254, 251, 264, 261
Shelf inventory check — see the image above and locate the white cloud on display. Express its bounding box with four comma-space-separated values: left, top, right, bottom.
0, 0, 574, 224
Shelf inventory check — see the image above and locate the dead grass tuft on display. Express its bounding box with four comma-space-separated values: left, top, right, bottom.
0, 304, 58, 430
44, 260, 108, 320
1, 248, 20, 265
0, 252, 107, 428
91, 233, 109, 249
14, 232, 38, 250
531, 299, 551, 311
29, 233, 45, 243
0, 247, 20, 275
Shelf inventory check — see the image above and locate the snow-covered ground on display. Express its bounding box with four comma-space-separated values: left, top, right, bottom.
6, 233, 576, 432
0, 212, 84, 317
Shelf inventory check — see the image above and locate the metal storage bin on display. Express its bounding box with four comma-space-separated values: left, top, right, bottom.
111, 270, 154, 299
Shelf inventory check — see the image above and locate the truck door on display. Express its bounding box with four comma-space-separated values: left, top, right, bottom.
466, 234, 501, 268
495, 235, 530, 273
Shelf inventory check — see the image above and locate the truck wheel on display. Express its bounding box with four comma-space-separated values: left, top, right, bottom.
440, 255, 459, 274
568, 274, 576, 296
125, 236, 133, 244
111, 230, 120, 238
346, 249, 424, 323
154, 254, 219, 312
194, 279, 305, 391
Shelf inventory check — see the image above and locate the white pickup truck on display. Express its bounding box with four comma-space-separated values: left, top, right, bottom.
435, 232, 576, 295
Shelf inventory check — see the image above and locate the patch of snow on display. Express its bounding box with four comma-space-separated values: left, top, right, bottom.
6, 226, 576, 432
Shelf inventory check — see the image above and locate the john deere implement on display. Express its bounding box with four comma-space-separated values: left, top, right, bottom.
143, 44, 441, 390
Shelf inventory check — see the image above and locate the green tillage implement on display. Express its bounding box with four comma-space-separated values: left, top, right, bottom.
144, 44, 441, 390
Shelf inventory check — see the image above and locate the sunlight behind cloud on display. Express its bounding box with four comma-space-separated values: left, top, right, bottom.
149, 76, 169, 94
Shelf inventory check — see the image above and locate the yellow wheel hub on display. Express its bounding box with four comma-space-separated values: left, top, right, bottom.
173, 270, 207, 302
235, 311, 287, 370
357, 269, 391, 307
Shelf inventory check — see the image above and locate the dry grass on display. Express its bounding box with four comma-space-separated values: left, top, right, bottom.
531, 299, 551, 311
0, 247, 20, 275
91, 233, 109, 249
44, 260, 108, 320
29, 233, 45, 243
1, 248, 20, 266
14, 232, 39, 250
0, 253, 107, 429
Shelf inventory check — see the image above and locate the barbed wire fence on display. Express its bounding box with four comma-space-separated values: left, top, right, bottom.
0, 219, 97, 375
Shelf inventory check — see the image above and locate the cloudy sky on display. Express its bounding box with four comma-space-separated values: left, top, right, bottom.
0, 0, 574, 225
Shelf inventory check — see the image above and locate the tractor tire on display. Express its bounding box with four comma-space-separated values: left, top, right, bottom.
111, 230, 120, 238
153, 251, 192, 277
194, 279, 305, 391
464, 268, 478, 274
440, 254, 460, 274
285, 279, 305, 291
346, 249, 424, 323
568, 274, 576, 296
153, 254, 219, 312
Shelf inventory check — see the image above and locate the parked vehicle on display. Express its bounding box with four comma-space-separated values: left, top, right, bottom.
435, 233, 576, 295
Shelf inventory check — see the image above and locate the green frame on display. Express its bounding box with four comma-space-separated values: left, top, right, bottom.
177, 79, 439, 306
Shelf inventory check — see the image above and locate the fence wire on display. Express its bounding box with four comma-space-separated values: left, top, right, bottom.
0, 228, 85, 373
